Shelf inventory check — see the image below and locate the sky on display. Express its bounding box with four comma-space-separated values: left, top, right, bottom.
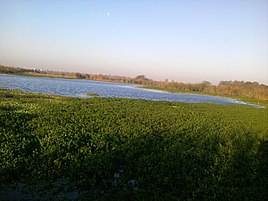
0, 0, 267, 84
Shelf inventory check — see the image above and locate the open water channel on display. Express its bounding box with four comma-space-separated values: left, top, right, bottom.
0, 74, 262, 107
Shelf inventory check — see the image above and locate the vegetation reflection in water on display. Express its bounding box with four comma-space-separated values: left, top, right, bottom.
0, 89, 267, 200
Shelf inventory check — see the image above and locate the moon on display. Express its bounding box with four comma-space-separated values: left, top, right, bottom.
106, 12, 111, 16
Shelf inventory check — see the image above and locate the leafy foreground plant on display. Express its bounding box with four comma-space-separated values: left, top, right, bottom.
0, 89, 267, 200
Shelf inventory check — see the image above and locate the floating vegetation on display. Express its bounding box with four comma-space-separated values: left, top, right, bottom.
0, 89, 267, 200
84, 93, 100, 97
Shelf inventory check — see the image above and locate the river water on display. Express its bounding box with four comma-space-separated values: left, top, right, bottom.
0, 74, 262, 107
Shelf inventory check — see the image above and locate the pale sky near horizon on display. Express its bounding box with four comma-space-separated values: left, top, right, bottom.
0, 0, 267, 84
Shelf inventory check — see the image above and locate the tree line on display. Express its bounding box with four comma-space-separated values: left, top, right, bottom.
151, 80, 268, 100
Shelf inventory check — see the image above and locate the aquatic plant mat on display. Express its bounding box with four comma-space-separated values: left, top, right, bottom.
0, 89, 267, 200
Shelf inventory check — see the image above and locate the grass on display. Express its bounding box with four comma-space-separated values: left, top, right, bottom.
0, 89, 267, 200
84, 93, 100, 97
137, 85, 268, 107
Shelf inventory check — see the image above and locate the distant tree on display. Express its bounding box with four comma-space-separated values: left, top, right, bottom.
201, 81, 211, 85
219, 81, 232, 86
135, 75, 148, 80
75, 73, 84, 79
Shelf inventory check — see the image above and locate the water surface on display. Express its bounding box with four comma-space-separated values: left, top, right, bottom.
0, 74, 262, 107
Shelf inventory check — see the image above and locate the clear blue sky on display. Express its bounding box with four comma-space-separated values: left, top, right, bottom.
0, 0, 267, 84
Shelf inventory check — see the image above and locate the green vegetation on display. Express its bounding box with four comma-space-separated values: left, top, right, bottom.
0, 89, 267, 200
140, 80, 268, 101
85, 93, 100, 97
138, 85, 268, 107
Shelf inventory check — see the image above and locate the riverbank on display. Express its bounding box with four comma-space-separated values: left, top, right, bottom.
137, 85, 268, 107
0, 89, 267, 200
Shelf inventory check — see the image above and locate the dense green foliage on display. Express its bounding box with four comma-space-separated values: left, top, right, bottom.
0, 89, 267, 200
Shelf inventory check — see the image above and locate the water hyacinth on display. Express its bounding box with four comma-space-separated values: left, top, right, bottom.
0, 89, 267, 200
